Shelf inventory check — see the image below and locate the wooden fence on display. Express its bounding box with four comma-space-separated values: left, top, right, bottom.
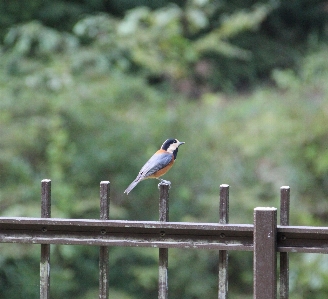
0, 180, 328, 299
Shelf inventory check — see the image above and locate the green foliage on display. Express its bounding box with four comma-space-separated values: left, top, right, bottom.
1, 0, 327, 91
1, 2, 328, 298
263, 0, 328, 44
4, 21, 78, 57
0, 0, 108, 38
71, 2, 273, 89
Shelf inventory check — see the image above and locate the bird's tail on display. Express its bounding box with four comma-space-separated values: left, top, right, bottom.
124, 180, 140, 195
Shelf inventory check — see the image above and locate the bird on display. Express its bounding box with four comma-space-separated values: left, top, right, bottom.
124, 138, 185, 194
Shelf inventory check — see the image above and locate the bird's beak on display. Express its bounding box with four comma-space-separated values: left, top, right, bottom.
179, 141, 185, 145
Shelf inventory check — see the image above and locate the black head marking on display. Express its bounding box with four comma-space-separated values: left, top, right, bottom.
161, 138, 184, 160
161, 138, 176, 150
172, 147, 179, 160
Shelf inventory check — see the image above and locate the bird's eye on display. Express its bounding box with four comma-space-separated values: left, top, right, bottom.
173, 140, 177, 143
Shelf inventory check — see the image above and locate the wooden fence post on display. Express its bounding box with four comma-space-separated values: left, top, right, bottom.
218, 184, 229, 299
99, 181, 110, 299
158, 181, 170, 299
40, 179, 51, 299
280, 186, 290, 299
254, 207, 277, 299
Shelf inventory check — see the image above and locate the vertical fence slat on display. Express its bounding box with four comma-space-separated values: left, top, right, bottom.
280, 186, 290, 299
40, 179, 51, 299
158, 182, 170, 299
218, 184, 229, 299
254, 207, 277, 299
99, 181, 110, 299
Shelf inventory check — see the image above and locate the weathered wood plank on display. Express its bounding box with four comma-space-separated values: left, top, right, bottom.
280, 186, 290, 299
0, 219, 253, 247
218, 184, 229, 299
40, 179, 51, 299
99, 181, 110, 299
254, 208, 277, 299
158, 181, 170, 299
1, 217, 328, 252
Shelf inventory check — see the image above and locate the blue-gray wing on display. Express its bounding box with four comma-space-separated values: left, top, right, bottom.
137, 152, 173, 180
124, 152, 173, 194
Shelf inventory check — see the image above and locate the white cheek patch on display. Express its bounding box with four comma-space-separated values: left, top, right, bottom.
167, 143, 180, 153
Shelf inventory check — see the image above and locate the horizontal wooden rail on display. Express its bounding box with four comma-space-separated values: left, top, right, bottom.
0, 218, 253, 250
278, 226, 328, 253
1, 217, 328, 253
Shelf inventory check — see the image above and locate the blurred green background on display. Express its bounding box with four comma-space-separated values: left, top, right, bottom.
1, 0, 328, 298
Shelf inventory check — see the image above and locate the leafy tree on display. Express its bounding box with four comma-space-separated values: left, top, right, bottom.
1, 0, 327, 90
1, 1, 328, 298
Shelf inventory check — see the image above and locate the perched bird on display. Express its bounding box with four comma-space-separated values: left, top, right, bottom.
124, 138, 185, 194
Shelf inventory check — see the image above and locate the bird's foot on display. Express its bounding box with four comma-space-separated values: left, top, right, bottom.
157, 179, 171, 189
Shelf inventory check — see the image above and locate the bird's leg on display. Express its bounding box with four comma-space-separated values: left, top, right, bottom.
157, 178, 171, 189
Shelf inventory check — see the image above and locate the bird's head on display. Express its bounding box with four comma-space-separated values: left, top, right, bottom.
161, 138, 185, 159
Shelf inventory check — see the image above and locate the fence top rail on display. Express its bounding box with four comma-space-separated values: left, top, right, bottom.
278, 226, 328, 234
0, 217, 253, 235
1, 217, 328, 232
1, 217, 328, 253
0, 217, 253, 251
